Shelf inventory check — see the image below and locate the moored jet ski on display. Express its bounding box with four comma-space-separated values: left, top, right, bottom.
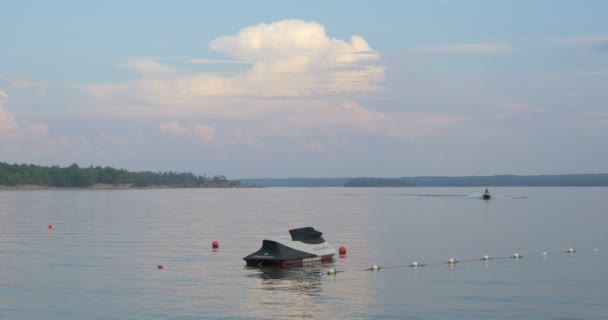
243, 227, 337, 267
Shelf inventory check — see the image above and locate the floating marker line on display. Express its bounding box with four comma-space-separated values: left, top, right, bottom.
326, 248, 592, 275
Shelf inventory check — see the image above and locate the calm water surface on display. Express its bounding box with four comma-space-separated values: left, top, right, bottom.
1, 187, 607, 319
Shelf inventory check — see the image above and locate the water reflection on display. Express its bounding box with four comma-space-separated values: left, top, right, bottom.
247, 265, 326, 293
242, 264, 332, 319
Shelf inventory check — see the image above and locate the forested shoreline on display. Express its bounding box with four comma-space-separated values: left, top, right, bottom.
242, 174, 608, 187
343, 177, 415, 187
0, 162, 247, 188
4, 161, 608, 189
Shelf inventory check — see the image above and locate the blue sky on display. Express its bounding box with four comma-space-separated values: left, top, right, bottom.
1, 1, 607, 178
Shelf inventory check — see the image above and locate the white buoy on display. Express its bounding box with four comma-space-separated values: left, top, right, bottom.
567, 248, 575, 254
371, 264, 379, 271
542, 252, 547, 256
448, 258, 456, 264
594, 248, 598, 252
482, 255, 490, 261
410, 261, 419, 268
326, 268, 335, 275
513, 253, 521, 259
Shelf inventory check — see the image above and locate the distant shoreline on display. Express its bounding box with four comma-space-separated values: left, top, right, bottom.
241, 174, 608, 187
0, 184, 254, 190
0, 162, 250, 189
2, 184, 607, 190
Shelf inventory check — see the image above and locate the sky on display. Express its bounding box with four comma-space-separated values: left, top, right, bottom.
1, 1, 607, 178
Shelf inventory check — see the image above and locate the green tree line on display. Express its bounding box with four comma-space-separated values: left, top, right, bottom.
0, 162, 245, 188
344, 177, 415, 187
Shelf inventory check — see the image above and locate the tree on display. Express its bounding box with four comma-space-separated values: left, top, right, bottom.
0, 161, 247, 188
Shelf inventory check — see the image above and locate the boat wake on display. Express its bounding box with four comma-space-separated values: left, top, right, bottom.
335, 192, 527, 199
398, 193, 527, 200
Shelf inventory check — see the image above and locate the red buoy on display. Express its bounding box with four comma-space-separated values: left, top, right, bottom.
48, 224, 53, 230
157, 264, 164, 270
212, 241, 219, 249
339, 246, 347, 255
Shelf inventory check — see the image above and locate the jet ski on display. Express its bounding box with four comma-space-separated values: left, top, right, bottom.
483, 189, 491, 200
243, 227, 337, 267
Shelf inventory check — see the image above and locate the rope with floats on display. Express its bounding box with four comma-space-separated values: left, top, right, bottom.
324, 247, 596, 275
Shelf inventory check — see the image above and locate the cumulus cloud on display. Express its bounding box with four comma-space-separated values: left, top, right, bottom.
0, 91, 118, 167
78, 19, 472, 158
0, 91, 20, 135
159, 121, 216, 144
0, 93, 19, 135
160, 120, 188, 137
409, 42, 513, 55
223, 100, 471, 138
207, 20, 383, 96
124, 59, 176, 75
193, 124, 215, 144
1, 95, 161, 167
1, 93, 42, 137
0, 91, 58, 161
83, 19, 383, 101
187, 58, 249, 65
210, 20, 378, 66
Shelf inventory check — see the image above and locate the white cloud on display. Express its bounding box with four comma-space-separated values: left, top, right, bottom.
0, 91, 20, 134
83, 19, 383, 101
409, 42, 513, 55
160, 120, 188, 137
227, 100, 471, 138
77, 19, 471, 158
187, 58, 249, 65
159, 121, 216, 144
124, 59, 176, 75
233, 128, 265, 149
151, 99, 471, 169
0, 91, 63, 162
0, 91, 120, 166
210, 20, 378, 66
193, 124, 215, 144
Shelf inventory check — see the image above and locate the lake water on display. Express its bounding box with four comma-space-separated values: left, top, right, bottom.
1, 187, 607, 319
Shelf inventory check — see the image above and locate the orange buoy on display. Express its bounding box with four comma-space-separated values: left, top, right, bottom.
48, 224, 53, 230
339, 246, 347, 255
212, 241, 219, 249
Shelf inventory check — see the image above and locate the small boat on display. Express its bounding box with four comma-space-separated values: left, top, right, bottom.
483, 189, 491, 200
243, 227, 337, 267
